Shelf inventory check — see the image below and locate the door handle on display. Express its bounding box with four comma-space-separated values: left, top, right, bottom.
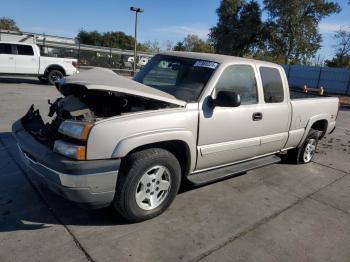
9, 57, 14, 60
252, 112, 263, 121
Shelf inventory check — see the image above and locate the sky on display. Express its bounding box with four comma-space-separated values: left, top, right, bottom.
2, 0, 350, 59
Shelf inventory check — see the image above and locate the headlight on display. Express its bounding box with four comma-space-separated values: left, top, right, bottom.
58, 121, 92, 140
53, 140, 86, 160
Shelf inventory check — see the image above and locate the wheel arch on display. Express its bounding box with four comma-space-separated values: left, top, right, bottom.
128, 140, 192, 177
297, 114, 329, 147
310, 119, 328, 139
112, 131, 196, 176
44, 64, 66, 76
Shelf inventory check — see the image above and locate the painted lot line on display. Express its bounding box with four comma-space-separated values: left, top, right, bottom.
0, 134, 89, 262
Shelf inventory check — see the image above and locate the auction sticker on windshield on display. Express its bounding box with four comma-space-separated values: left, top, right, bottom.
193, 61, 218, 69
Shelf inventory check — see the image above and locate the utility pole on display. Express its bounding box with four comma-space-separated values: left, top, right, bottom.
130, 6, 144, 75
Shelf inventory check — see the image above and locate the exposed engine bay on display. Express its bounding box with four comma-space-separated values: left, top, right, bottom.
21, 83, 177, 147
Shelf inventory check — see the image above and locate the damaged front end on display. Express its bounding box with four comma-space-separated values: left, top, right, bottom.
20, 73, 183, 159
21, 93, 94, 148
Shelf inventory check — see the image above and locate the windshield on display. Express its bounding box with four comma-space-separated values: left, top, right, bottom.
133, 55, 218, 102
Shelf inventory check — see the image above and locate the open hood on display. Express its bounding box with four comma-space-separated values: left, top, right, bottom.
62, 68, 186, 107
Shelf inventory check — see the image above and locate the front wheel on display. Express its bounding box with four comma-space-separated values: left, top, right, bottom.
47, 70, 64, 85
113, 148, 181, 222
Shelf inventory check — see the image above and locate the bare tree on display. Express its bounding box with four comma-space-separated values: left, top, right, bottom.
163, 40, 173, 51
143, 40, 161, 53
333, 28, 350, 60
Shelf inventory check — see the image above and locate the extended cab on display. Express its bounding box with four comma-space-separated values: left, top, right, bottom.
12, 52, 339, 222
0, 41, 78, 84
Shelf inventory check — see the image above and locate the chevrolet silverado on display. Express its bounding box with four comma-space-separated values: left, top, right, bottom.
12, 52, 339, 222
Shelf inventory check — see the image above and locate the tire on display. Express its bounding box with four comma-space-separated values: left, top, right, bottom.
47, 70, 64, 85
113, 148, 181, 222
287, 129, 319, 164
37, 76, 48, 84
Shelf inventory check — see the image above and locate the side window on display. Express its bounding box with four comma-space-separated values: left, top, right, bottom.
16, 45, 34, 56
0, 43, 12, 54
215, 64, 258, 105
259, 67, 284, 103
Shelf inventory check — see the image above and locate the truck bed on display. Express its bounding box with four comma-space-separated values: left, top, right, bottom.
290, 89, 329, 100
288, 91, 339, 148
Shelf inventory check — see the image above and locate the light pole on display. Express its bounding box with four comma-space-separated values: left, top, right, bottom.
130, 6, 144, 75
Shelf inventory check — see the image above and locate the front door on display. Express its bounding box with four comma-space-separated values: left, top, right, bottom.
0, 43, 15, 73
196, 63, 263, 170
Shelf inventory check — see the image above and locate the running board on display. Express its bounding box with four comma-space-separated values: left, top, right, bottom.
187, 155, 281, 186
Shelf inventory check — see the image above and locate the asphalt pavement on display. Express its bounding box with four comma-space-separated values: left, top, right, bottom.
0, 76, 349, 262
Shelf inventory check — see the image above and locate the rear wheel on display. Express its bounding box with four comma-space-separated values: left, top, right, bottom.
287, 129, 319, 164
301, 137, 317, 163
47, 70, 64, 85
113, 148, 181, 222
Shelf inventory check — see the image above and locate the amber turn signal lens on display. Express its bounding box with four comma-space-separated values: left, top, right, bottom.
76, 146, 86, 160
80, 123, 93, 140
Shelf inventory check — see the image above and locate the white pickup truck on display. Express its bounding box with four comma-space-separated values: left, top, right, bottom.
0, 41, 78, 84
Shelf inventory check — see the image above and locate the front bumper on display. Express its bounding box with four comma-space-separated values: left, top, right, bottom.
12, 120, 120, 208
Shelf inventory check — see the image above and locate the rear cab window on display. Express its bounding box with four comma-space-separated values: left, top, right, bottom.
16, 44, 34, 56
259, 67, 284, 103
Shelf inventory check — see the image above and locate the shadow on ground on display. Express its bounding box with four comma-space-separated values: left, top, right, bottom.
1, 131, 243, 232
0, 77, 46, 85
0, 132, 128, 231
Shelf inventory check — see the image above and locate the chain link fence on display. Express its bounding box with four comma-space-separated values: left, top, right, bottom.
0, 30, 154, 75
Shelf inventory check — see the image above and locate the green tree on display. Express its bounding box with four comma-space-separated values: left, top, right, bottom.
325, 54, 350, 68
0, 17, 20, 31
209, 0, 263, 56
173, 34, 213, 53
77, 30, 103, 46
77, 30, 149, 51
264, 0, 341, 64
183, 34, 212, 52
173, 41, 186, 51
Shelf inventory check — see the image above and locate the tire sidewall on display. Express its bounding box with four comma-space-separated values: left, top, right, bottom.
298, 130, 319, 164
48, 70, 64, 85
116, 149, 181, 222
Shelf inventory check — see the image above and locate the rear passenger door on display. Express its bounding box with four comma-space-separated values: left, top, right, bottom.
0, 43, 16, 73
14, 44, 38, 74
255, 65, 291, 156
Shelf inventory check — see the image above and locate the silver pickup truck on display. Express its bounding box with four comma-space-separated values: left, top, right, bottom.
12, 52, 339, 222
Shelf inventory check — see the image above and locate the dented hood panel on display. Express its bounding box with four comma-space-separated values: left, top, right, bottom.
63, 68, 186, 107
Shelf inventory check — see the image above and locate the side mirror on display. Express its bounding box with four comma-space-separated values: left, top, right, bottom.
210, 91, 241, 108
